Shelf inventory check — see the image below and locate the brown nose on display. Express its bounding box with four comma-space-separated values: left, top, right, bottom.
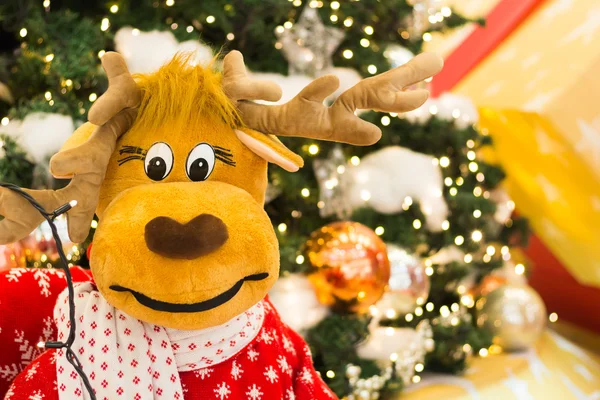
144, 214, 229, 260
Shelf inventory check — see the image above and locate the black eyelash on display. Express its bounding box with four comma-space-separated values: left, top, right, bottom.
214, 146, 236, 167
116, 145, 236, 167
120, 146, 147, 156
216, 155, 236, 167
118, 146, 146, 166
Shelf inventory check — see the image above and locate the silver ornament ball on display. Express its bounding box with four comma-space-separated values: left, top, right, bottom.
476, 284, 546, 351
375, 244, 430, 315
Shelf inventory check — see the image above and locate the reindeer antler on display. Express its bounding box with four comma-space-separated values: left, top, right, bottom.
222, 50, 283, 104
89, 52, 141, 126
0, 52, 140, 244
236, 52, 444, 145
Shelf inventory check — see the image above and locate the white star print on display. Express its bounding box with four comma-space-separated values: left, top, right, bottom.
285, 388, 296, 400
536, 174, 561, 202
560, 7, 600, 45
194, 367, 213, 380
264, 365, 279, 383
276, 355, 292, 376
247, 348, 259, 362
28, 390, 45, 400
214, 382, 231, 400
549, 331, 595, 365
509, 349, 550, 383
230, 360, 243, 381
300, 367, 313, 384
591, 196, 600, 211
541, 0, 573, 20
522, 89, 560, 112
574, 364, 594, 382
521, 52, 541, 70
246, 384, 263, 400
525, 70, 548, 91
497, 47, 517, 62
483, 81, 505, 97
560, 373, 600, 400
540, 218, 565, 240
303, 345, 312, 358
503, 368, 534, 400
535, 126, 563, 154
575, 119, 600, 173
25, 363, 38, 380
258, 331, 274, 345
282, 335, 296, 355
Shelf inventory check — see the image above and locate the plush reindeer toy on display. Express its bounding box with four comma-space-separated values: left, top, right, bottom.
0, 50, 442, 399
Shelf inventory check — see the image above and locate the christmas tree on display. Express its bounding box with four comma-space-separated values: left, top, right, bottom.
0, 1, 539, 398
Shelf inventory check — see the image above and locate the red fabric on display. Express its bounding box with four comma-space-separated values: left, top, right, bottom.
1, 268, 336, 400
0, 267, 92, 397
527, 235, 600, 333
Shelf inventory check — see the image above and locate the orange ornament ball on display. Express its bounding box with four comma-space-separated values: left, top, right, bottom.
471, 275, 507, 298
305, 222, 390, 314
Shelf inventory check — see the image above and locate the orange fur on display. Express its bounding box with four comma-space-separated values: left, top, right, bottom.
132, 53, 241, 134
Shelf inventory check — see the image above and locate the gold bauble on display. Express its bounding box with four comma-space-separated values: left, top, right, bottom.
306, 222, 390, 314
476, 284, 546, 351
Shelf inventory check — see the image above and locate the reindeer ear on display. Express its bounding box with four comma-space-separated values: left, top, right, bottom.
235, 128, 304, 172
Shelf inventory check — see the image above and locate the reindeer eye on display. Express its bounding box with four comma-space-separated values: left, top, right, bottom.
145, 142, 173, 181
186, 143, 215, 182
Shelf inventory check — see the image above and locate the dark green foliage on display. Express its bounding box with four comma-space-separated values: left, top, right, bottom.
305, 312, 374, 396
0, 134, 34, 187
4, 9, 107, 120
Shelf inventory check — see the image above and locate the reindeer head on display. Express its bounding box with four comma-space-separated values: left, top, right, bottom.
0, 50, 442, 330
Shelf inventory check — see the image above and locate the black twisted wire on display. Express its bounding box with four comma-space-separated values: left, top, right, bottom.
0, 182, 96, 399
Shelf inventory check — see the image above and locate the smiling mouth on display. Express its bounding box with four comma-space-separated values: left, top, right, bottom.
109, 272, 269, 313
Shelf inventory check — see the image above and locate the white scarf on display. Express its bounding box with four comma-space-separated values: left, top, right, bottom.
54, 282, 265, 400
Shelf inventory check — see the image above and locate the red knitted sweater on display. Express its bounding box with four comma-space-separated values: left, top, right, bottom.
0, 267, 336, 400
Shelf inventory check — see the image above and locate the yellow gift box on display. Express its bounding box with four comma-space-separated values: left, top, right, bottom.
449, 0, 600, 287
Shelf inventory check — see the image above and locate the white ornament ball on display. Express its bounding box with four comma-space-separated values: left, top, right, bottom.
249, 72, 311, 105
0, 112, 74, 163
115, 27, 213, 74
348, 146, 448, 231
434, 93, 479, 129
320, 67, 362, 103
402, 99, 434, 125
269, 273, 328, 332
384, 44, 414, 68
